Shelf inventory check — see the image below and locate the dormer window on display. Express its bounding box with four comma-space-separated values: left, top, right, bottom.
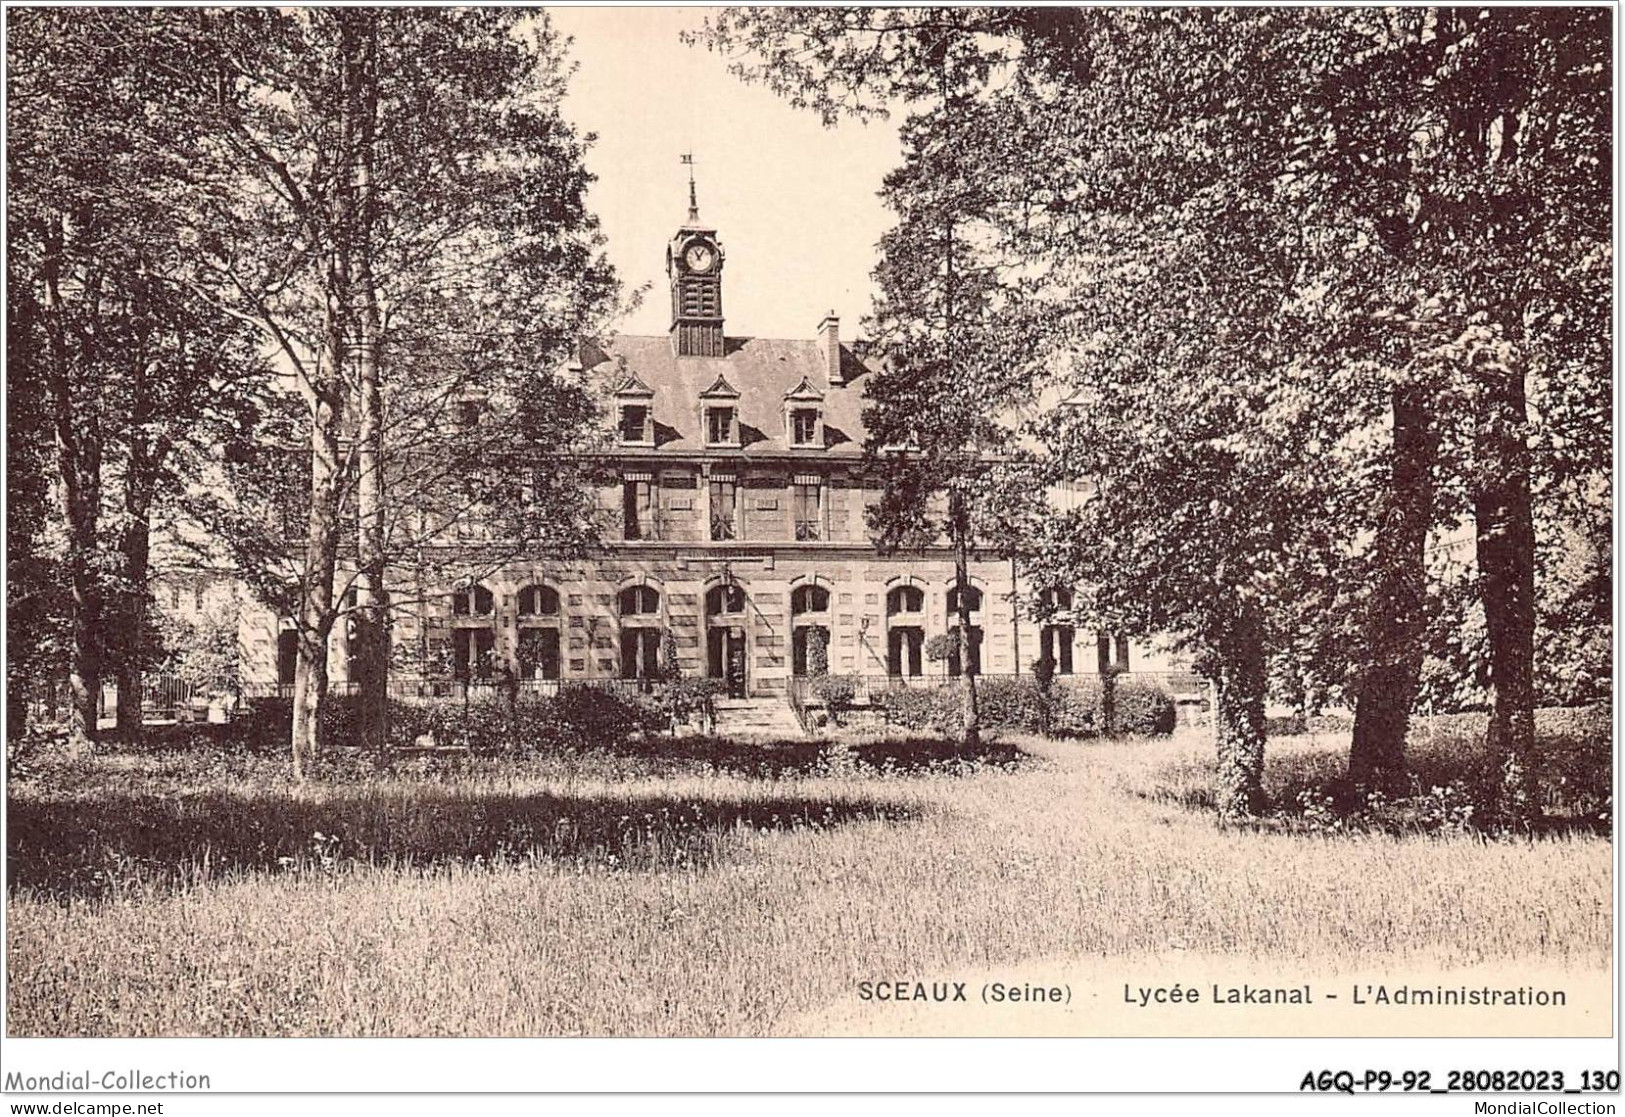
452, 386, 490, 431
783, 376, 825, 449
611, 371, 656, 446
699, 374, 741, 448
619, 404, 651, 445
706, 405, 737, 446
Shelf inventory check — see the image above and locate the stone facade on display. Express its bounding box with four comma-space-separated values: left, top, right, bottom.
237, 198, 1186, 697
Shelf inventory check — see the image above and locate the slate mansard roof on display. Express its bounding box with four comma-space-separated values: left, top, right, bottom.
577, 333, 881, 459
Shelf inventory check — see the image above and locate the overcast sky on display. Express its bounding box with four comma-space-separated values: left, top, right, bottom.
546, 7, 903, 342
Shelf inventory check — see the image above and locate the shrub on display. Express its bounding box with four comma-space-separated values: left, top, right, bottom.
662, 676, 725, 730
1111, 676, 1176, 736
551, 685, 662, 742
1049, 676, 1103, 737
810, 674, 858, 724
384, 690, 669, 754
228, 698, 297, 753
877, 684, 963, 735
373, 697, 556, 754
976, 675, 1048, 732
320, 694, 361, 746
806, 626, 829, 677
871, 675, 1176, 739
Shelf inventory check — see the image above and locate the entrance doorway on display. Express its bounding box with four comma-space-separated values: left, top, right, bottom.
517, 627, 561, 680
452, 628, 495, 681
887, 626, 923, 677
620, 627, 661, 684
707, 626, 747, 698
791, 624, 830, 677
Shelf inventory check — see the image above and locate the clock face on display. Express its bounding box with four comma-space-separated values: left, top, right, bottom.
684, 244, 714, 273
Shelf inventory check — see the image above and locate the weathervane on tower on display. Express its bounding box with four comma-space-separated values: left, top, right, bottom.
681, 152, 699, 223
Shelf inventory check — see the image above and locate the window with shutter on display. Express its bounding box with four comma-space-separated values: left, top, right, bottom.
792, 475, 822, 540
709, 476, 737, 540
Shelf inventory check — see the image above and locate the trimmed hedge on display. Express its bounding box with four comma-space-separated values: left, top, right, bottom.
876, 685, 966, 735
1110, 675, 1178, 736
1043, 676, 1098, 736
239, 687, 670, 754
976, 675, 1050, 732
877, 674, 1173, 738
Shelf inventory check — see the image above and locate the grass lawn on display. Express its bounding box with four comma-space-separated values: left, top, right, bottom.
5, 718, 1611, 1036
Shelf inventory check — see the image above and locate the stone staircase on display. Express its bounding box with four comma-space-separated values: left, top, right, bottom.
712, 697, 806, 740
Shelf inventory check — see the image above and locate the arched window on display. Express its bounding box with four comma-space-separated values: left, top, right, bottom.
619, 585, 660, 616
946, 584, 982, 615
1040, 586, 1073, 612
886, 585, 924, 616
705, 583, 745, 617
518, 584, 560, 617
791, 584, 830, 615
453, 584, 494, 616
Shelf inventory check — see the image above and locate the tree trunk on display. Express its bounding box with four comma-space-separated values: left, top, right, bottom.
113, 506, 153, 742
1473, 343, 1539, 829
950, 496, 980, 751
43, 212, 103, 752
290, 11, 359, 778
291, 617, 333, 779
63, 529, 102, 751
354, 16, 391, 753
1348, 382, 1440, 791
1214, 603, 1266, 822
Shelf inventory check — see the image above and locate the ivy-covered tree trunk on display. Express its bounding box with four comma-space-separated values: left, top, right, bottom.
1474, 344, 1540, 829
949, 493, 981, 752
1348, 382, 1440, 791
1214, 604, 1266, 821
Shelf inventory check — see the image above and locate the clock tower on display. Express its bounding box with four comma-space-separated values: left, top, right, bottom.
668, 165, 725, 357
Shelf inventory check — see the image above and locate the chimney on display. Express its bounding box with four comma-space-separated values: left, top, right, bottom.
817, 311, 843, 386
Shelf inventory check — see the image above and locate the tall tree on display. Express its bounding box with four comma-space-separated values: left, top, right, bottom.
7, 9, 265, 748
697, 9, 1034, 750
188, 9, 619, 773
1416, 8, 1610, 827
698, 7, 1610, 820
4, 264, 63, 740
